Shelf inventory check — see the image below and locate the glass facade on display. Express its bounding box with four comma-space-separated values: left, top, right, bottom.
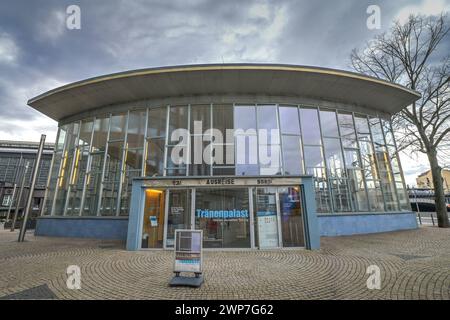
43, 103, 410, 216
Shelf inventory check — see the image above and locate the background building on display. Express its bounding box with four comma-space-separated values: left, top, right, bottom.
416, 169, 450, 193
27, 64, 420, 249
0, 140, 54, 224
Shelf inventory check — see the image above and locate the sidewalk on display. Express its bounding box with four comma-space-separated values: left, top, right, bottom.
0, 227, 449, 300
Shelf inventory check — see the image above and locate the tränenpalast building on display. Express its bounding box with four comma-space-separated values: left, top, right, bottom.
27, 64, 421, 250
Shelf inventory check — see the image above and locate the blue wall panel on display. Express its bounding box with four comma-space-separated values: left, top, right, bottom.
35, 217, 129, 240
318, 212, 418, 236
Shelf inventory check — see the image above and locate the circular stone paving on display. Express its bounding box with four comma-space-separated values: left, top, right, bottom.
0, 227, 449, 300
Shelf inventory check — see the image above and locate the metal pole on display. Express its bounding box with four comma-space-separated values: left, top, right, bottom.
19, 135, 46, 242
10, 161, 30, 232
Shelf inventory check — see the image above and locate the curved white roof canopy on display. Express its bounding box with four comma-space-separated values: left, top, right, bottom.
28, 64, 420, 121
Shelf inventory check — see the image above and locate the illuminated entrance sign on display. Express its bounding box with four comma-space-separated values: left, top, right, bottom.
196, 209, 249, 219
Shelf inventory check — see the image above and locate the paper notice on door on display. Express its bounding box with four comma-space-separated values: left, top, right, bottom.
149, 216, 158, 227
257, 213, 278, 248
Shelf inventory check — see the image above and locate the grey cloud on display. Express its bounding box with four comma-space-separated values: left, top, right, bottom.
0, 0, 448, 143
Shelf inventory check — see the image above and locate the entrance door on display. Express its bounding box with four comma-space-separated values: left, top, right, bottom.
166, 189, 192, 248
141, 189, 165, 248
254, 187, 279, 248
278, 186, 305, 247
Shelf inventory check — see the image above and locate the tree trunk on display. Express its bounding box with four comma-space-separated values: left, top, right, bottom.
427, 148, 450, 228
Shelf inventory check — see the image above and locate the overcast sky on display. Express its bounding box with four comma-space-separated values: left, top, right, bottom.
0, 0, 449, 185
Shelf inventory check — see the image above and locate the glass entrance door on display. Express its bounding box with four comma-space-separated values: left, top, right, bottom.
254, 188, 280, 248
278, 186, 305, 247
166, 189, 192, 248
141, 189, 165, 248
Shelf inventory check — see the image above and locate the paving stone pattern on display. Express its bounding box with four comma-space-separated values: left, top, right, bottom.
0, 227, 448, 300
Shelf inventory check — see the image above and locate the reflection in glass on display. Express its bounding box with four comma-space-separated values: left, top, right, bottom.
279, 187, 305, 247
279, 106, 300, 135
300, 108, 321, 145
319, 110, 339, 137
195, 188, 250, 248
282, 136, 303, 175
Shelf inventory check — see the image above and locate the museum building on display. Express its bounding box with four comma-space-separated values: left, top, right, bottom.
27, 64, 420, 250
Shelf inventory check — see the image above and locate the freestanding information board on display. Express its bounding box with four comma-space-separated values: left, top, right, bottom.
169, 229, 204, 287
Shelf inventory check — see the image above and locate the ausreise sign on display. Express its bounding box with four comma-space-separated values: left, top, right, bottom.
140, 176, 307, 188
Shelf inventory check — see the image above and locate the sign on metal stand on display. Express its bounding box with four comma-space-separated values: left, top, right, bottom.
169, 229, 203, 287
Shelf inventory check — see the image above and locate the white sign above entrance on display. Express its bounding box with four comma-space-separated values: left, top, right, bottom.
141, 176, 304, 188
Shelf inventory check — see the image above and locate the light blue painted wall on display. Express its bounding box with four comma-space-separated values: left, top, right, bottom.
302, 178, 320, 250
35, 217, 128, 240
126, 180, 145, 251
318, 212, 418, 236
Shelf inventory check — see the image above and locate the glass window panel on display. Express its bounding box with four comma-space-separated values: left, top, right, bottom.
127, 110, 146, 149
312, 167, 331, 213
166, 146, 187, 169
359, 140, 377, 180
234, 105, 256, 130
329, 178, 352, 212
56, 127, 67, 151
168, 105, 188, 138
259, 144, 281, 176
148, 107, 167, 138
304, 145, 324, 168
190, 141, 211, 176
78, 119, 93, 146
109, 113, 127, 141
195, 188, 250, 248
366, 179, 384, 211
165, 168, 187, 176
213, 104, 233, 134
279, 106, 300, 135
120, 169, 141, 216
300, 108, 321, 145
124, 148, 143, 172
348, 169, 369, 211
369, 117, 385, 150
257, 105, 278, 130
338, 112, 357, 147
92, 115, 109, 152
53, 122, 79, 215
190, 104, 211, 133
82, 152, 104, 216
145, 138, 164, 176
354, 114, 370, 134
319, 110, 339, 137
381, 119, 395, 146
323, 137, 344, 178
344, 148, 361, 169
43, 152, 62, 215
236, 164, 259, 176
100, 181, 120, 216
213, 167, 235, 175
282, 135, 303, 175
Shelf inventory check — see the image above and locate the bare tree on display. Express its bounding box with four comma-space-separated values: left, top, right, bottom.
350, 14, 450, 228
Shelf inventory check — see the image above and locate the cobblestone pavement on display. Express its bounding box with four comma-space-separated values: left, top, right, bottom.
0, 227, 449, 300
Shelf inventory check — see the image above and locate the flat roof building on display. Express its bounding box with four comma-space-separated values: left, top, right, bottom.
0, 140, 54, 224
27, 64, 420, 250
